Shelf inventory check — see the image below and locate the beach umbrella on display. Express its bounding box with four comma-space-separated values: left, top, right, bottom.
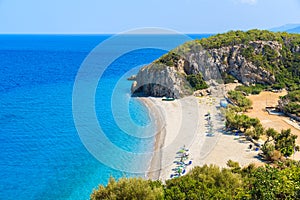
173, 174, 179, 178
178, 168, 182, 175
178, 149, 185, 153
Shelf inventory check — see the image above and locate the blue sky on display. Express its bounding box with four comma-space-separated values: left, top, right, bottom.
0, 0, 299, 34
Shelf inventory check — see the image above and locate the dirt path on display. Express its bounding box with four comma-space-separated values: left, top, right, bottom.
246, 90, 300, 160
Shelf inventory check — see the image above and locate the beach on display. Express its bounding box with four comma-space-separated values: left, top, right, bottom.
141, 95, 263, 182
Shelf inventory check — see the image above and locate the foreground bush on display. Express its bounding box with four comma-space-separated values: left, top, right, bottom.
247, 165, 300, 199
91, 163, 300, 199
164, 165, 245, 199
91, 177, 163, 200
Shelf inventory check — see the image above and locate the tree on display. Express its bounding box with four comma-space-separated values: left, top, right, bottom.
225, 109, 264, 140
227, 160, 241, 173
91, 161, 300, 200
244, 123, 264, 140
262, 128, 299, 160
253, 123, 264, 140
261, 143, 277, 161
284, 102, 300, 116
264, 128, 279, 145
227, 90, 252, 111
186, 73, 208, 90
261, 128, 280, 161
90, 177, 163, 200
247, 165, 300, 199
275, 129, 298, 157
164, 165, 245, 199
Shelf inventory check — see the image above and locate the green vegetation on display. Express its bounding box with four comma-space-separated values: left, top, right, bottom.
164, 165, 244, 199
186, 73, 208, 90
247, 164, 300, 199
284, 102, 300, 116
155, 30, 300, 98
284, 90, 300, 102
281, 90, 300, 116
235, 84, 267, 95
275, 129, 298, 157
240, 44, 279, 72
91, 177, 163, 200
221, 72, 236, 84
262, 128, 299, 160
91, 162, 300, 199
196, 29, 300, 91
197, 29, 283, 49
227, 90, 253, 111
226, 89, 299, 159
225, 109, 263, 140
155, 52, 180, 67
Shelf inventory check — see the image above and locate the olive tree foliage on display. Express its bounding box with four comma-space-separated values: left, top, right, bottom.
227, 90, 253, 112
262, 128, 299, 160
275, 129, 299, 157
225, 109, 264, 140
225, 99, 299, 159
247, 165, 300, 199
90, 162, 300, 200
90, 177, 163, 200
164, 165, 245, 199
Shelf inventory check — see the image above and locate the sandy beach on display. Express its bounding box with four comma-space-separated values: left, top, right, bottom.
140, 94, 264, 182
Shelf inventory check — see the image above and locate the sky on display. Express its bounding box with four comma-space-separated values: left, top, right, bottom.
0, 0, 299, 34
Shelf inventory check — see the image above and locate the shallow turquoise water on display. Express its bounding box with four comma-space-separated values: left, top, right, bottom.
0, 34, 210, 199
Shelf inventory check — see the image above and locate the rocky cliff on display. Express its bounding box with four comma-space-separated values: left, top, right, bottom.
131, 62, 193, 98
207, 41, 279, 85
131, 31, 300, 98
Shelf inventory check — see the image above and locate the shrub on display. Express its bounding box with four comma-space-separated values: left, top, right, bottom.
186, 73, 208, 90
261, 143, 276, 161
235, 84, 267, 95
91, 177, 163, 200
157, 52, 180, 67
91, 162, 300, 200
275, 129, 298, 157
227, 90, 253, 111
221, 72, 236, 84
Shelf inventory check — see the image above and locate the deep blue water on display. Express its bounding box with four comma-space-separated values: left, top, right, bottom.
0, 34, 210, 199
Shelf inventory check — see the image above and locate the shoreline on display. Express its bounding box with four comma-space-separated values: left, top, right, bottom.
137, 97, 166, 180
139, 95, 265, 182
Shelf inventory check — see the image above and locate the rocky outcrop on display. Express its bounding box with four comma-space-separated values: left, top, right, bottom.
131, 63, 192, 98
278, 97, 289, 112
207, 41, 280, 85
132, 40, 282, 98
127, 75, 136, 81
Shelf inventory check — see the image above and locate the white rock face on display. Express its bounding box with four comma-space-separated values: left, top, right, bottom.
132, 41, 282, 98
131, 63, 192, 98
207, 41, 280, 85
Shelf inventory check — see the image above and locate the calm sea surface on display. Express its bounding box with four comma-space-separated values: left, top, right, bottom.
0, 34, 210, 199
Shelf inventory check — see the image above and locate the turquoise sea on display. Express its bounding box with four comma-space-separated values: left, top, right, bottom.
0, 34, 210, 199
